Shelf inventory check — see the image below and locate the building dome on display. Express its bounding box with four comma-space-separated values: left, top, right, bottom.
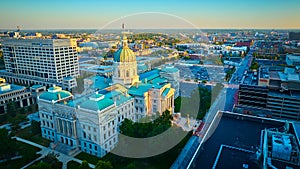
113, 35, 136, 62
39, 86, 73, 102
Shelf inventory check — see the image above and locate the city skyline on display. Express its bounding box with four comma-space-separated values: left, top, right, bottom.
1, 0, 300, 29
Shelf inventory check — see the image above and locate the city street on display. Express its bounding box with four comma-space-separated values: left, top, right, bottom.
182, 47, 256, 169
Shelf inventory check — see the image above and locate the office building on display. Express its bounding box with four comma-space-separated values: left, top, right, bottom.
236, 66, 300, 121
286, 54, 300, 66
1, 38, 79, 90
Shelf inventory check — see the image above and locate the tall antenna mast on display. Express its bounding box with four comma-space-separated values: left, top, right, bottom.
122, 23, 125, 31
121, 23, 128, 47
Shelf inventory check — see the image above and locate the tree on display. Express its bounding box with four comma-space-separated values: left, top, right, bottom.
19, 107, 27, 114
250, 62, 259, 70
28, 105, 33, 113
43, 152, 60, 168
95, 160, 113, 169
125, 162, 135, 169
31, 121, 41, 135
79, 160, 91, 169
0, 129, 18, 159
119, 110, 173, 138
7, 101, 19, 117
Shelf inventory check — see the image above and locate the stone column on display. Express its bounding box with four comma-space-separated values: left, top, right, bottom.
59, 119, 63, 133
73, 121, 77, 138
62, 120, 65, 135
67, 121, 71, 136
19, 100, 23, 107
172, 96, 174, 114
69, 121, 73, 137
56, 119, 60, 133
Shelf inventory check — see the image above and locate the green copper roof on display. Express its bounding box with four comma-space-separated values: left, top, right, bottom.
92, 75, 111, 90
162, 88, 171, 97
105, 90, 132, 106
48, 86, 61, 91
80, 96, 114, 111
128, 84, 153, 97
150, 77, 167, 84
161, 67, 179, 73
31, 84, 44, 89
39, 91, 72, 101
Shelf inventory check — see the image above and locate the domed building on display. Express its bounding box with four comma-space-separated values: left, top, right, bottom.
36, 30, 178, 158
112, 33, 139, 87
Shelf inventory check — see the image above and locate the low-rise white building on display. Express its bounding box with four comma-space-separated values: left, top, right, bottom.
38, 85, 135, 157
0, 78, 33, 114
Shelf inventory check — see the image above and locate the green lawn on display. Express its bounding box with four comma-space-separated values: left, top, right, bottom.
75, 132, 192, 169
16, 126, 51, 147
0, 141, 41, 169
174, 87, 212, 119
26, 158, 63, 169
75, 152, 100, 165
67, 160, 81, 169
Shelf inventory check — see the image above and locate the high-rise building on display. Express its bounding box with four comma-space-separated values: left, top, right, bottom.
1, 38, 79, 90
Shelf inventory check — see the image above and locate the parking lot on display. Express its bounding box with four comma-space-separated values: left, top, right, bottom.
174, 63, 226, 83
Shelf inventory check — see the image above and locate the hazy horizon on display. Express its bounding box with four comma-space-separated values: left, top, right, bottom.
1, 0, 300, 30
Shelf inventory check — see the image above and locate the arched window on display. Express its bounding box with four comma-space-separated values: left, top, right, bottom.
133, 69, 135, 75
126, 70, 130, 77
118, 70, 120, 77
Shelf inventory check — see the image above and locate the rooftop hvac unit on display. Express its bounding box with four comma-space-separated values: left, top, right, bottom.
271, 134, 292, 161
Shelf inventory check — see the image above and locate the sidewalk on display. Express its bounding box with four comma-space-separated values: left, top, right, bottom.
12, 136, 95, 169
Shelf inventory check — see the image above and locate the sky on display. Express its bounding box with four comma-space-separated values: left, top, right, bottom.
0, 0, 300, 30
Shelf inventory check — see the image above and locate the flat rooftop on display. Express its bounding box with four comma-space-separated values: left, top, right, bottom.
190, 113, 284, 169
213, 145, 256, 169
